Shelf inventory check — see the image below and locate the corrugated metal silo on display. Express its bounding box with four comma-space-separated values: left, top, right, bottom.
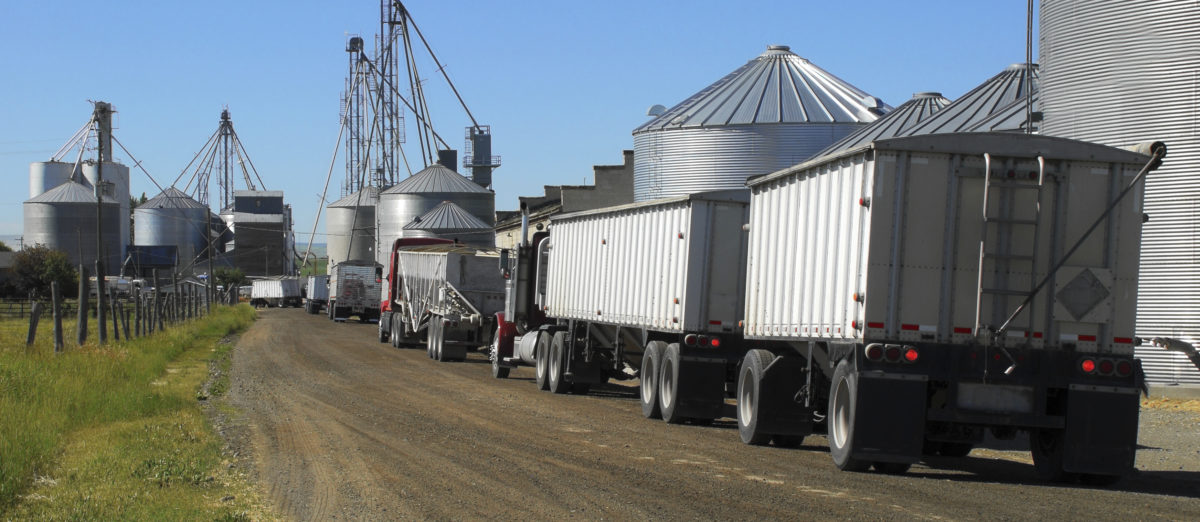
23, 181, 122, 270
899, 63, 1039, 136
81, 160, 131, 257
402, 200, 495, 246
29, 161, 81, 198
816, 92, 951, 157
326, 186, 378, 269
1041, 0, 1200, 385
134, 187, 209, 269
376, 163, 494, 265
631, 45, 889, 202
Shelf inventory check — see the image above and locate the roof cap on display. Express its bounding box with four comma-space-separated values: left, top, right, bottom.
383, 163, 491, 195
403, 201, 490, 231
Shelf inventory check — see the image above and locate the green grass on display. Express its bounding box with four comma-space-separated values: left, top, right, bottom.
298, 256, 328, 278
0, 304, 271, 519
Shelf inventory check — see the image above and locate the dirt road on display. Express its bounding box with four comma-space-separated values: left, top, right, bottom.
226, 308, 1200, 520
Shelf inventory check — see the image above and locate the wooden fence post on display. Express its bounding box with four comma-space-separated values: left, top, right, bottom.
77, 264, 89, 345
110, 293, 120, 342
26, 301, 44, 347
120, 302, 130, 340
52, 282, 63, 353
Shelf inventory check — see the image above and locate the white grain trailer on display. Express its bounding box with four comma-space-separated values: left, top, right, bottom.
305, 274, 329, 314
250, 277, 302, 308
738, 133, 1160, 482
328, 261, 381, 322
378, 243, 505, 361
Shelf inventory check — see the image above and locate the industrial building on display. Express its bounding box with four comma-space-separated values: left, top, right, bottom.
222, 190, 296, 277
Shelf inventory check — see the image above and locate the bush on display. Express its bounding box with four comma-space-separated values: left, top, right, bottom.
11, 245, 78, 299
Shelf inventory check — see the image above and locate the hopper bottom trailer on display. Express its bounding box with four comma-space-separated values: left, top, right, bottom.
493, 134, 1166, 484
378, 239, 505, 362
327, 260, 382, 322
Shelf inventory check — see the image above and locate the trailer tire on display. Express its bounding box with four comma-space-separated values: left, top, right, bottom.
490, 325, 510, 379
828, 359, 871, 472
548, 331, 569, 394
1031, 429, 1076, 483
535, 332, 551, 390
390, 316, 401, 347
737, 349, 775, 445
640, 341, 666, 419
378, 319, 388, 343
659, 343, 686, 424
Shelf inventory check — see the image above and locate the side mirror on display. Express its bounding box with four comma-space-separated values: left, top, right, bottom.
499, 249, 511, 279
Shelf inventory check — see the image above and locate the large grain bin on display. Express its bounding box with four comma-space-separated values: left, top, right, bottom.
1040, 0, 1200, 385
80, 160, 131, 258
376, 163, 494, 266
899, 63, 1039, 136
29, 161, 81, 199
134, 187, 209, 270
23, 181, 122, 270
326, 186, 378, 268
631, 45, 889, 202
402, 200, 495, 246
816, 92, 951, 157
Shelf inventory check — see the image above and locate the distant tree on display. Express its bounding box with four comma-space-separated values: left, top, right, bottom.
0, 240, 12, 252
12, 245, 78, 299
214, 267, 247, 289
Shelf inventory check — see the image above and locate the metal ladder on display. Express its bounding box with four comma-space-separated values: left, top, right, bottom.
973, 154, 1046, 340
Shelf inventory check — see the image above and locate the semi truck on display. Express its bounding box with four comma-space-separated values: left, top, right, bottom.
305, 274, 329, 315
377, 238, 505, 361
250, 277, 302, 308
494, 133, 1165, 484
328, 260, 382, 322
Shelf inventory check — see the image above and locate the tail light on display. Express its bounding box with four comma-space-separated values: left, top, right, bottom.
1098, 359, 1115, 375
684, 334, 697, 346
884, 346, 902, 362
1116, 360, 1133, 377
903, 347, 920, 363
1080, 358, 1097, 374
865, 344, 883, 361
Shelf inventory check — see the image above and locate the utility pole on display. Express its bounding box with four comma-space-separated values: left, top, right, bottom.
94, 101, 112, 345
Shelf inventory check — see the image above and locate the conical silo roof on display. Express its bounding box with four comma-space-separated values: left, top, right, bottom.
403, 201, 490, 232
900, 63, 1039, 136
634, 45, 890, 133
382, 163, 490, 195
329, 186, 380, 208
816, 92, 951, 157
25, 180, 118, 204
139, 187, 206, 209
965, 91, 1040, 133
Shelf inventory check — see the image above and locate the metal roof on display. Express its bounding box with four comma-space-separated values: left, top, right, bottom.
900, 63, 1039, 136
403, 201, 491, 231
328, 186, 380, 208
815, 92, 950, 157
382, 163, 490, 195
633, 45, 889, 133
25, 180, 117, 204
965, 91, 1040, 133
139, 187, 206, 209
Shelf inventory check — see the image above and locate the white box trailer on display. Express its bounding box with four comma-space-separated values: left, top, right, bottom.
328, 261, 381, 322
737, 133, 1158, 481
305, 275, 329, 314
378, 244, 505, 361
250, 277, 301, 308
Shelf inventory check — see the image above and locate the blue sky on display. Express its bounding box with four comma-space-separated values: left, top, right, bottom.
0, 1, 1037, 246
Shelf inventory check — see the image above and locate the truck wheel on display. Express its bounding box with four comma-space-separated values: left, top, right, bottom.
390, 316, 401, 348
548, 331, 569, 394
640, 341, 666, 419
828, 359, 871, 472
659, 343, 686, 424
490, 325, 510, 379
378, 320, 388, 343
1031, 429, 1076, 482
737, 349, 775, 445
534, 332, 552, 390
427, 318, 441, 360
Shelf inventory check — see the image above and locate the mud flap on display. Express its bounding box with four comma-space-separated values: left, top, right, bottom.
758, 356, 814, 436
673, 352, 727, 420
1063, 387, 1140, 475
853, 374, 926, 463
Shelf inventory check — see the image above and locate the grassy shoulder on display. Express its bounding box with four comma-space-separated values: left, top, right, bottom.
0, 304, 274, 520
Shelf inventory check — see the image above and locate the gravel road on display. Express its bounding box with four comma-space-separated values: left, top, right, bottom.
224, 308, 1200, 520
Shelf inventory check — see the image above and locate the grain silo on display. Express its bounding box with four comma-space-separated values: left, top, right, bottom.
80, 160, 132, 257
133, 187, 209, 270
376, 163, 494, 266
899, 63, 1039, 136
29, 161, 81, 199
23, 180, 122, 270
326, 186, 378, 268
816, 92, 951, 157
402, 200, 495, 246
1040, 0, 1200, 385
632, 45, 888, 202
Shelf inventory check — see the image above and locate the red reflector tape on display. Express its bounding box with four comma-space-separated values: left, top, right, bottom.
953, 327, 972, 334
1079, 335, 1097, 342
867, 322, 885, 329
1114, 337, 1133, 344
900, 324, 919, 331
1033, 332, 1043, 339
709, 320, 722, 325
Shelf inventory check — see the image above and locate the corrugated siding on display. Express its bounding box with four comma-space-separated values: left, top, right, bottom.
633, 123, 863, 202
1041, 0, 1200, 384
545, 196, 747, 332
745, 155, 871, 340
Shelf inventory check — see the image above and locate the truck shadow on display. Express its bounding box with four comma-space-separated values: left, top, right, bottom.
911, 455, 1200, 497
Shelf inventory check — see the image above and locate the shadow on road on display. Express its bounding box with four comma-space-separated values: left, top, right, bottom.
911, 454, 1200, 498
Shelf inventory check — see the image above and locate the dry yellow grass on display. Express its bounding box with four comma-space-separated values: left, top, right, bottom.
1142, 397, 1200, 413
